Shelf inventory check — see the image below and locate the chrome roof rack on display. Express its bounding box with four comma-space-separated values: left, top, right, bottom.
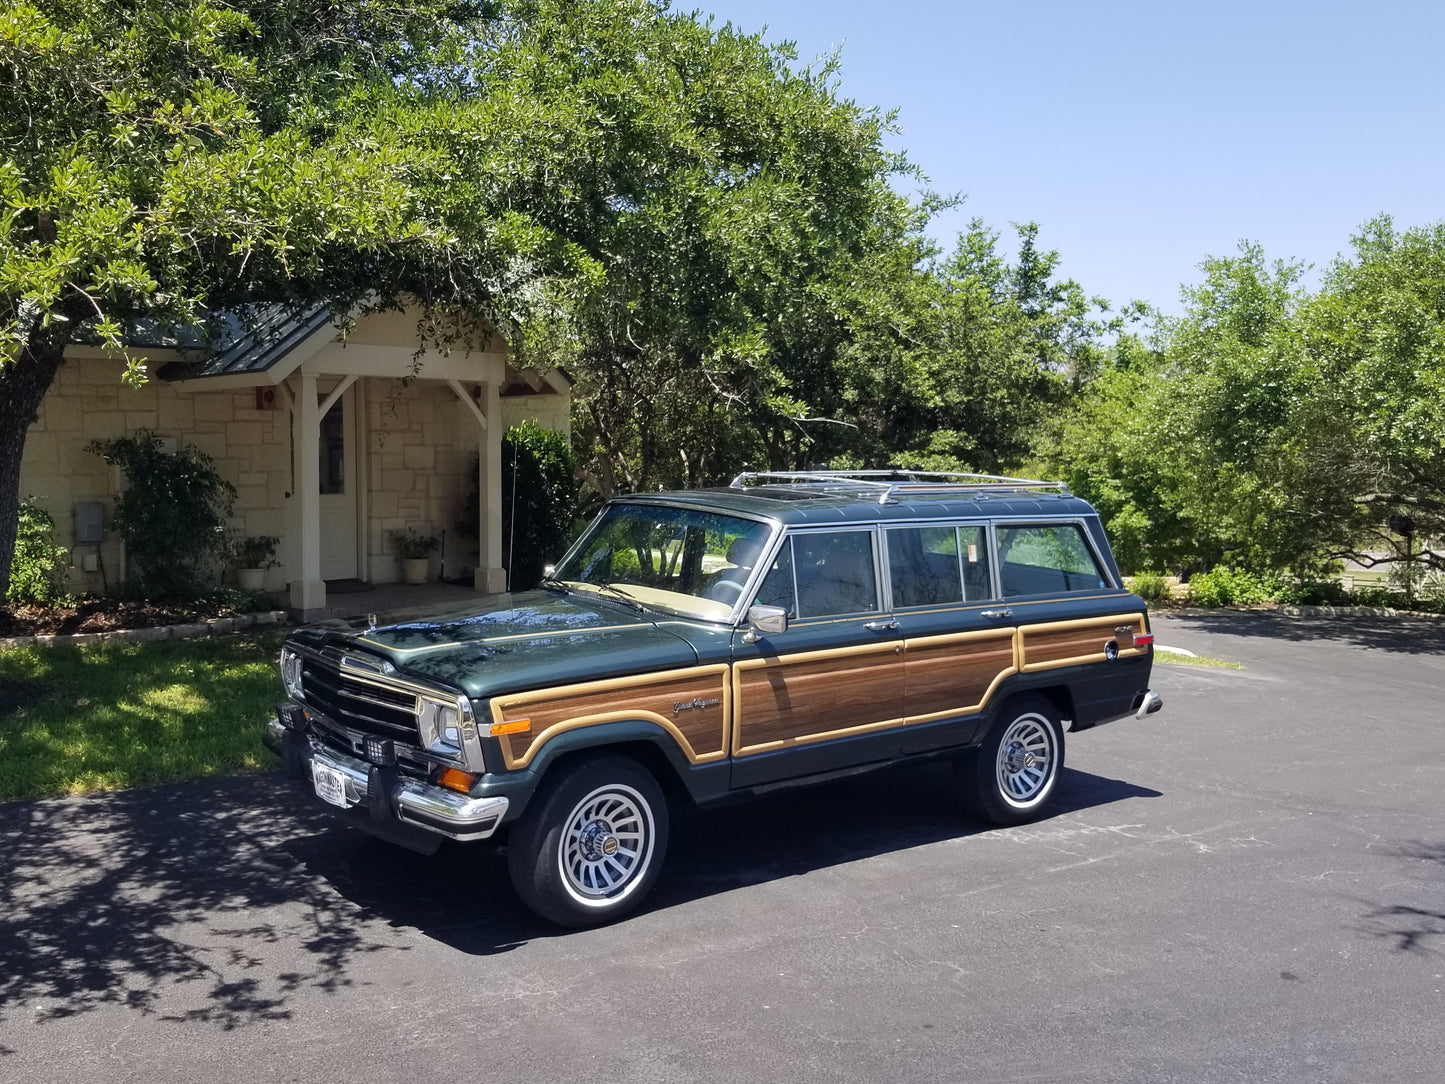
727, 470, 1070, 504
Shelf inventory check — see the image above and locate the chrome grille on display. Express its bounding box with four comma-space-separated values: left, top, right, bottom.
300, 656, 417, 742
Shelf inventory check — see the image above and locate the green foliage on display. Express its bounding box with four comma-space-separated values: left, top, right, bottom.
225, 534, 278, 569
86, 431, 235, 600
1186, 567, 1281, 608
391, 527, 440, 559
879, 222, 1118, 473
1047, 220, 1445, 582
6, 500, 72, 606
501, 420, 577, 590
1128, 571, 1172, 604
1271, 579, 1350, 606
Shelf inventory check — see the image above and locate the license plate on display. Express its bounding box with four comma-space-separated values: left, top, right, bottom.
312, 763, 351, 809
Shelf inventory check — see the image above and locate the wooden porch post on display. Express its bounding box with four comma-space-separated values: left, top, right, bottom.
475, 379, 507, 593
288, 370, 327, 614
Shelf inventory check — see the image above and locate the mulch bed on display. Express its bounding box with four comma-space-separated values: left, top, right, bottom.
0, 597, 265, 637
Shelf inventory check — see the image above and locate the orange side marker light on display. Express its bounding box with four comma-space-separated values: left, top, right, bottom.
436, 767, 477, 793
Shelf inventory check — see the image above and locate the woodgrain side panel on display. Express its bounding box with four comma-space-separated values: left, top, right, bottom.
733, 645, 905, 754
903, 629, 1018, 723
490, 665, 729, 769
1019, 614, 1146, 672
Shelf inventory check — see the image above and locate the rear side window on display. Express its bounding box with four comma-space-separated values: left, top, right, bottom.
755, 529, 880, 618
886, 524, 994, 607
997, 523, 1109, 597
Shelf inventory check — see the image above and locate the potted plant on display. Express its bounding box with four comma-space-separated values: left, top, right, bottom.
228, 535, 279, 591
392, 527, 440, 584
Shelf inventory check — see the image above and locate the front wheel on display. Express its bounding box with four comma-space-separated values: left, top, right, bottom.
507, 755, 669, 927
959, 695, 1065, 826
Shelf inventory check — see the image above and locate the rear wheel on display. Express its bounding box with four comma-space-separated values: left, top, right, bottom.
960, 695, 1064, 825
507, 755, 669, 927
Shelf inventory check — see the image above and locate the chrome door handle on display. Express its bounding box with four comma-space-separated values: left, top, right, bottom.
981, 609, 1014, 619
863, 620, 899, 631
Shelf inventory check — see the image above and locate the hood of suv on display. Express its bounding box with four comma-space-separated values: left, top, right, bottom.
289, 589, 711, 699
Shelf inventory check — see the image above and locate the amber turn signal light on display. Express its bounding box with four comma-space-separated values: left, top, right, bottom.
489, 718, 531, 737
436, 767, 477, 793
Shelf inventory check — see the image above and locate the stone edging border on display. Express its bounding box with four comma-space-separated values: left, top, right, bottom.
1165, 604, 1443, 620
0, 610, 291, 651
1278, 604, 1444, 620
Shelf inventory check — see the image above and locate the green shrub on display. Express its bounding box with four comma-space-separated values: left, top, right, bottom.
1274, 579, 1350, 606
225, 535, 279, 570
1350, 585, 1399, 608
86, 430, 236, 601
459, 422, 578, 590
6, 500, 73, 606
458, 423, 578, 590
503, 422, 578, 590
1186, 567, 1280, 607
391, 527, 440, 559
1128, 570, 1172, 603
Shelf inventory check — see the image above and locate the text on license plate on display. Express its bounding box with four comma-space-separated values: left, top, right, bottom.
312, 763, 352, 808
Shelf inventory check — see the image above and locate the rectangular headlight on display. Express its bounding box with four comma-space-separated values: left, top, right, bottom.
280, 647, 304, 699
419, 695, 478, 761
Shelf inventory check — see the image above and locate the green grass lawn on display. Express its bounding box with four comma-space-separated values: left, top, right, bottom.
1155, 648, 1242, 669
0, 630, 286, 803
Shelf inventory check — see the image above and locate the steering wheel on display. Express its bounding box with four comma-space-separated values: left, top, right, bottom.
707, 578, 747, 604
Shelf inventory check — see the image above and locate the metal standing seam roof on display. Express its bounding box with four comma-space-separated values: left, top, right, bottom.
151, 304, 335, 382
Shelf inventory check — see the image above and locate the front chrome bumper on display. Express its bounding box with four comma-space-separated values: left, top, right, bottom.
264, 716, 509, 842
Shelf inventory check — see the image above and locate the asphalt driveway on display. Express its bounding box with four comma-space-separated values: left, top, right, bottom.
1, 611, 1442, 1083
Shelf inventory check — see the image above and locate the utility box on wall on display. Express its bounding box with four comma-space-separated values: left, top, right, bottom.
74, 501, 105, 544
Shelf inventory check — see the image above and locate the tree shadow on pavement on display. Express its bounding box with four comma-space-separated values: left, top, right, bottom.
0, 776, 414, 1041
1355, 841, 1445, 955
1161, 610, 1445, 654
0, 760, 1162, 1036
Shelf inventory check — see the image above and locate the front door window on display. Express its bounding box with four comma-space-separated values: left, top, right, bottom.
319, 397, 344, 494
754, 529, 880, 617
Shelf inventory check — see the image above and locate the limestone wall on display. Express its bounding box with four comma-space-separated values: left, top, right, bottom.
501, 391, 571, 435
364, 379, 476, 584
19, 354, 290, 595
20, 355, 572, 595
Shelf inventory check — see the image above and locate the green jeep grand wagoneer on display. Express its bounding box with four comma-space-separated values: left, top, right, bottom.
265, 471, 1162, 926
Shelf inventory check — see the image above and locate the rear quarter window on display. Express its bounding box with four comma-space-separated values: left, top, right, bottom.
997, 523, 1110, 597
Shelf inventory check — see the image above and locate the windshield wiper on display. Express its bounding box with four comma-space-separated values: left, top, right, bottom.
538, 576, 570, 595
586, 581, 647, 613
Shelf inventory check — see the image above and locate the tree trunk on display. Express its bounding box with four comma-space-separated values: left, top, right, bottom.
0, 333, 66, 599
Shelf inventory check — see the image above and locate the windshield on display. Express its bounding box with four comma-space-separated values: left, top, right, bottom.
550, 503, 774, 622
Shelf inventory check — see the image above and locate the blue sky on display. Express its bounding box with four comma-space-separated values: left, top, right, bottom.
694, 1, 1445, 315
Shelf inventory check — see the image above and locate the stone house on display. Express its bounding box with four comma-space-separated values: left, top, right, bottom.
17, 305, 571, 619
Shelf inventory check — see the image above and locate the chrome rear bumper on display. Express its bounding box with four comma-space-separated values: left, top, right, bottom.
1135, 689, 1164, 720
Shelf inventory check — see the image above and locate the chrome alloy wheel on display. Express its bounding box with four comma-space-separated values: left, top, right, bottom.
994, 712, 1057, 806
559, 784, 656, 905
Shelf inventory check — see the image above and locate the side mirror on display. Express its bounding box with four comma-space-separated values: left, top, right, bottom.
543, 563, 556, 578
743, 603, 789, 642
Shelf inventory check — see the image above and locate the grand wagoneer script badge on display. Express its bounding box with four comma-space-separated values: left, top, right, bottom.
674, 697, 721, 715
